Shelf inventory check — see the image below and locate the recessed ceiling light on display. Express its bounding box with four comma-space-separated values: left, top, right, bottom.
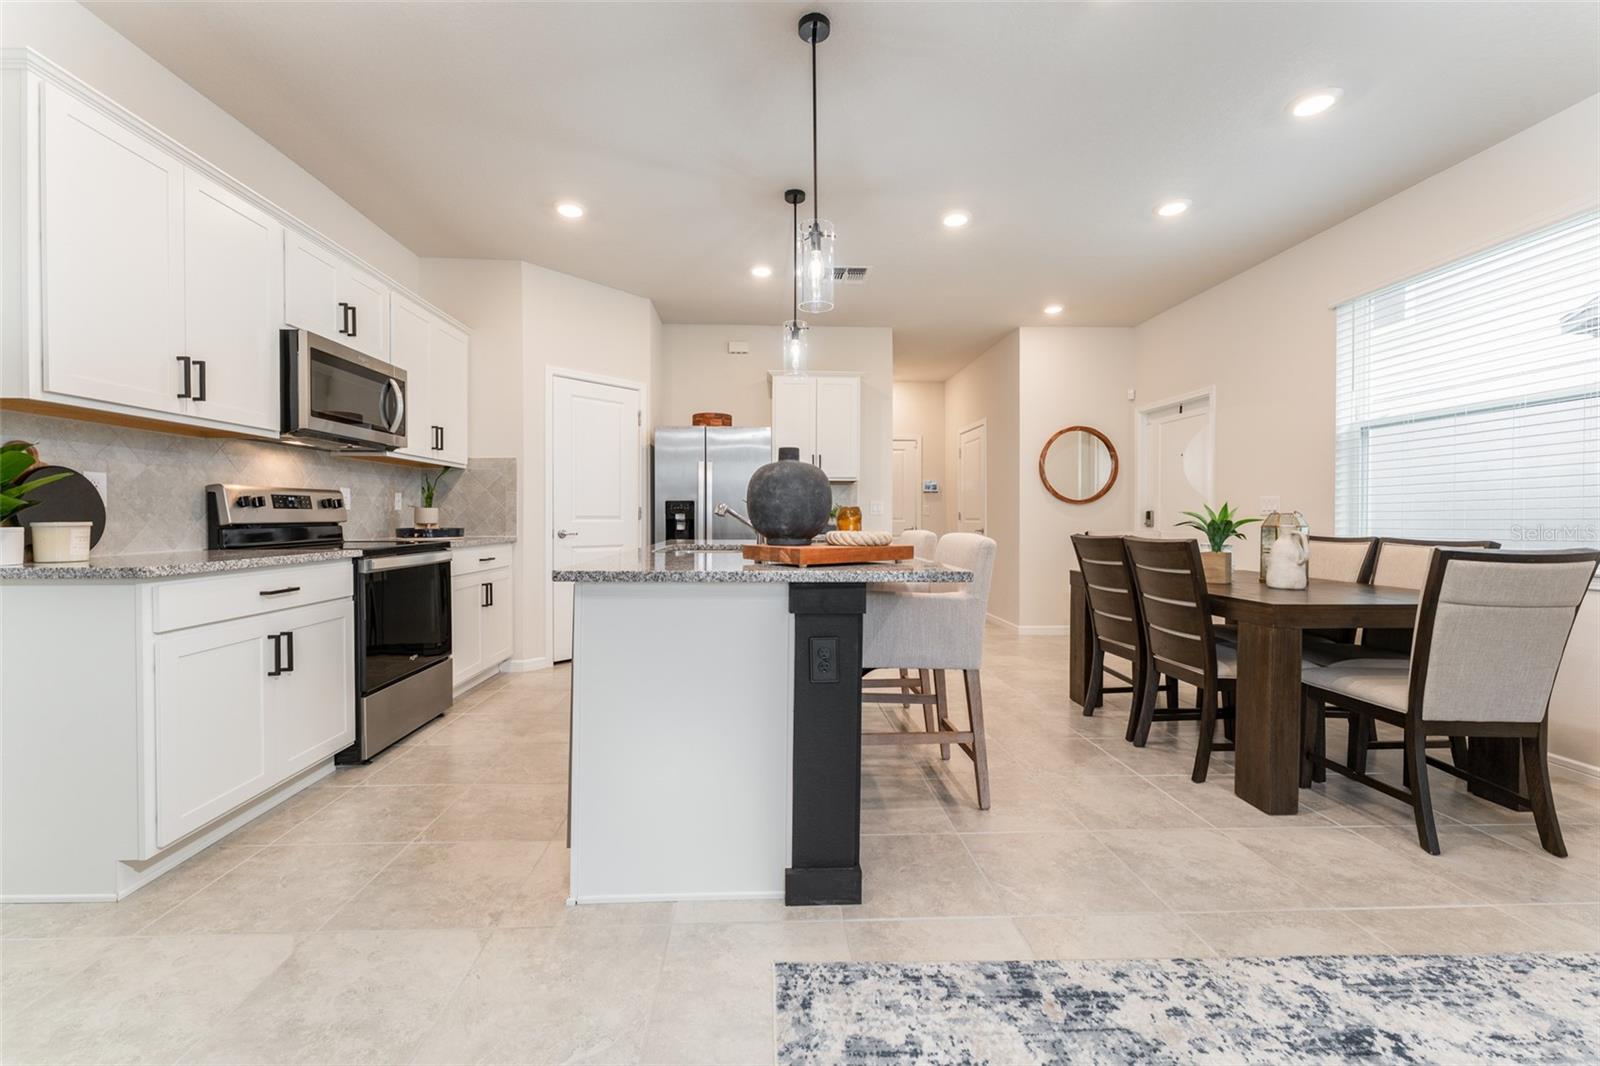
942, 210, 970, 228
555, 201, 585, 219
1043, 304, 1064, 316
1290, 89, 1342, 118
1155, 199, 1191, 219
750, 264, 773, 278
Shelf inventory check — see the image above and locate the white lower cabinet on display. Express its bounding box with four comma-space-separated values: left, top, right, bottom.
452, 545, 515, 687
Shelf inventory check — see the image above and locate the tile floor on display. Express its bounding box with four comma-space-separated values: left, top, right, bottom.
4, 625, 1597, 1063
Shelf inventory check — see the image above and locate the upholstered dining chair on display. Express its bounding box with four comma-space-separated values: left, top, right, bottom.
1303, 548, 1598, 855
1070, 534, 1192, 742
1123, 537, 1237, 782
861, 533, 997, 808
864, 529, 941, 707
1301, 535, 1380, 657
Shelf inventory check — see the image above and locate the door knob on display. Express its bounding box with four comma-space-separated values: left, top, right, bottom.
556, 529, 579, 539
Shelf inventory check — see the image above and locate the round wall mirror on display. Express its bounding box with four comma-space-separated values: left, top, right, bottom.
1039, 426, 1118, 504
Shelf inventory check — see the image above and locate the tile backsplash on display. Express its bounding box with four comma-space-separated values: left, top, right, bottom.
1, 411, 516, 556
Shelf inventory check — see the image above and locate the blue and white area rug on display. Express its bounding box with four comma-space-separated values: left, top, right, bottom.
775, 953, 1600, 1064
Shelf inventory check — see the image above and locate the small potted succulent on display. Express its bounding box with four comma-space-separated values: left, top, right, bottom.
415, 468, 443, 529
1177, 502, 1259, 585
1, 441, 76, 565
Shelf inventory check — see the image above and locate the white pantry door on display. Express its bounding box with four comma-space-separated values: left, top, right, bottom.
891, 438, 921, 535
1140, 394, 1213, 538
552, 375, 642, 662
956, 421, 987, 534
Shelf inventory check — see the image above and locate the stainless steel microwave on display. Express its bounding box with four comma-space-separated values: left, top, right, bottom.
280, 330, 406, 451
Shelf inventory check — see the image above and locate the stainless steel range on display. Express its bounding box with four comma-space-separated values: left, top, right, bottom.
206, 484, 452, 762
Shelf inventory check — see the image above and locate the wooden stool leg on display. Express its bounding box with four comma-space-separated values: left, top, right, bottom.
898, 668, 911, 710
1406, 720, 1440, 855
919, 669, 937, 737
933, 669, 952, 760
1191, 686, 1218, 784
1523, 723, 1567, 858
964, 669, 991, 811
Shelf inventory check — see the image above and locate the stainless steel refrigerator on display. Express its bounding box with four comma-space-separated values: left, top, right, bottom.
653, 426, 773, 542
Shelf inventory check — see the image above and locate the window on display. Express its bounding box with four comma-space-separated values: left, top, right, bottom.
1335, 211, 1600, 553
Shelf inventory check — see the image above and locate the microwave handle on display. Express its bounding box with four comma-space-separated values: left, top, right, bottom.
383, 377, 405, 434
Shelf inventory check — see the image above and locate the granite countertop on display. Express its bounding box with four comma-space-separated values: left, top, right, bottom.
0, 547, 363, 581
555, 545, 973, 585
444, 536, 517, 548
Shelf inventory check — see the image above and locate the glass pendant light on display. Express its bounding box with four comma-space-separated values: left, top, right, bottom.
796, 12, 835, 314
783, 189, 810, 374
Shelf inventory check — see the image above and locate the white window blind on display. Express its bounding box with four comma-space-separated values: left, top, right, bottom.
1335, 210, 1600, 552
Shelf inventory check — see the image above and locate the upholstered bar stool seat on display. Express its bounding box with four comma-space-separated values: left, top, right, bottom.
862, 534, 998, 809
863, 529, 942, 705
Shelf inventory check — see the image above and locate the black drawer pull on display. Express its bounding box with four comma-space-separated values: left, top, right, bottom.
267, 633, 283, 677
478, 556, 496, 563
258, 586, 301, 597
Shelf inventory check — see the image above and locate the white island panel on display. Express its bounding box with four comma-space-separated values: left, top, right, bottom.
569, 581, 793, 902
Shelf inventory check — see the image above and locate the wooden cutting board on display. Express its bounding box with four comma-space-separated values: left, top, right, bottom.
741, 543, 914, 567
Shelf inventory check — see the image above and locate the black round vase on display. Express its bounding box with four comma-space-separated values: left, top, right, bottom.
746, 447, 831, 546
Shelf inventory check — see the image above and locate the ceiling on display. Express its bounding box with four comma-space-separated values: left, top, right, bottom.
86, 2, 1600, 381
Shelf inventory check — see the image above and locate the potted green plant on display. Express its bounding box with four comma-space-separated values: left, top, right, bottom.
1, 441, 75, 565
416, 469, 444, 529
1177, 502, 1259, 585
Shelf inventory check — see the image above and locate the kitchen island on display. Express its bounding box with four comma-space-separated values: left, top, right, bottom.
554, 543, 971, 906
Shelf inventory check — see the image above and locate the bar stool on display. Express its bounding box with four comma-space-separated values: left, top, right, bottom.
861, 534, 997, 808
862, 529, 938, 708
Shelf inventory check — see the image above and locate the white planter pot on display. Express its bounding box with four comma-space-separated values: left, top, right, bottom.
0, 526, 23, 566
29, 521, 92, 563
414, 506, 440, 528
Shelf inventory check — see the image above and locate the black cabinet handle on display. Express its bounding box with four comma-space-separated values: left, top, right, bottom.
267, 633, 283, 677
438, 425, 444, 451
176, 356, 192, 399
338, 302, 351, 336
258, 586, 301, 597
283, 630, 295, 673
350, 304, 358, 337
194, 359, 207, 402
487, 581, 494, 607
478, 556, 496, 563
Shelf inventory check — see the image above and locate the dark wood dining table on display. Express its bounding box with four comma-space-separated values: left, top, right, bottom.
1068, 570, 1524, 816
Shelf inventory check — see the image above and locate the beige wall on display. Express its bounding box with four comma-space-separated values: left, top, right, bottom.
4, 1, 421, 288
945, 331, 1021, 625
1132, 94, 1600, 773
658, 325, 895, 532
891, 382, 946, 535
1017, 327, 1136, 631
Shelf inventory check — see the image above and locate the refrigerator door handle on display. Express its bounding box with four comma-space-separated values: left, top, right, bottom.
705, 461, 714, 539
696, 460, 706, 538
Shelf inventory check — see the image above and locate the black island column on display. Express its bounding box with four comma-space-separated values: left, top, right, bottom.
785, 582, 866, 905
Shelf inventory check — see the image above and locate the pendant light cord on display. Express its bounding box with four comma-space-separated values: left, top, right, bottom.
810, 32, 819, 226
791, 199, 799, 322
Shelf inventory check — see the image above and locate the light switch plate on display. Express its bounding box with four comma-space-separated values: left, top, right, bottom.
869, 501, 884, 515
1259, 495, 1281, 513
727, 340, 751, 356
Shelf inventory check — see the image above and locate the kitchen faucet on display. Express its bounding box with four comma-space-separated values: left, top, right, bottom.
713, 503, 763, 543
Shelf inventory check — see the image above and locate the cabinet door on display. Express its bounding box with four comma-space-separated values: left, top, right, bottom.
153, 616, 273, 847
451, 572, 484, 686
338, 264, 389, 360
182, 171, 282, 431
813, 376, 861, 481
431, 320, 470, 467
39, 85, 184, 414
480, 568, 513, 669
283, 230, 342, 337
271, 599, 355, 777
771, 375, 817, 465
389, 294, 434, 459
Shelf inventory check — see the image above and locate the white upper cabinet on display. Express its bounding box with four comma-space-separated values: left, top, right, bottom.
182, 172, 282, 432
283, 231, 389, 360
770, 373, 861, 481
391, 293, 469, 468
38, 83, 185, 415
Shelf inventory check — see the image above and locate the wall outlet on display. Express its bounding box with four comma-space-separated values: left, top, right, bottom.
340, 487, 352, 509
727, 340, 750, 356
393, 491, 404, 511
808, 637, 839, 683
82, 471, 108, 500
1259, 495, 1281, 513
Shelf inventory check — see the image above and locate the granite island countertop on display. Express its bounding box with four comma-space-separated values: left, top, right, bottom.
555, 544, 972, 585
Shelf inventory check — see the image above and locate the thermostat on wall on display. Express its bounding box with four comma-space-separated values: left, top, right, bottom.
727, 340, 751, 356
922, 480, 940, 493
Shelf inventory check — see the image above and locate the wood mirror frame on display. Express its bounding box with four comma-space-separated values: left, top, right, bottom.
1039, 425, 1118, 504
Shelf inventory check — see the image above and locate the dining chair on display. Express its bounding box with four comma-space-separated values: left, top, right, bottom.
1302, 535, 1379, 655
861, 534, 998, 808
1123, 537, 1237, 781
863, 529, 940, 707
1303, 547, 1598, 855
1070, 533, 1193, 738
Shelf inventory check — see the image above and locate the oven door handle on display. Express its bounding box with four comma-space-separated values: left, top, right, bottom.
358, 549, 451, 574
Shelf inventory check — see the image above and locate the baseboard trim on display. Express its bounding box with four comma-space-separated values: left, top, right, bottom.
1549, 753, 1600, 783
502, 656, 551, 673
985, 614, 1067, 636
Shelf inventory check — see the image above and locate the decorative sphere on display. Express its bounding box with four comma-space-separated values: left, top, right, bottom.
746, 447, 831, 545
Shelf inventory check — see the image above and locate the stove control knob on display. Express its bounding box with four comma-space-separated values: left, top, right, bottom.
252, 496, 267, 507
235, 495, 253, 507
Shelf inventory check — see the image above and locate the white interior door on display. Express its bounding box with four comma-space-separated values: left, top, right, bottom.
957, 421, 987, 534
891, 438, 921, 534
552, 375, 642, 663
1140, 394, 1214, 538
